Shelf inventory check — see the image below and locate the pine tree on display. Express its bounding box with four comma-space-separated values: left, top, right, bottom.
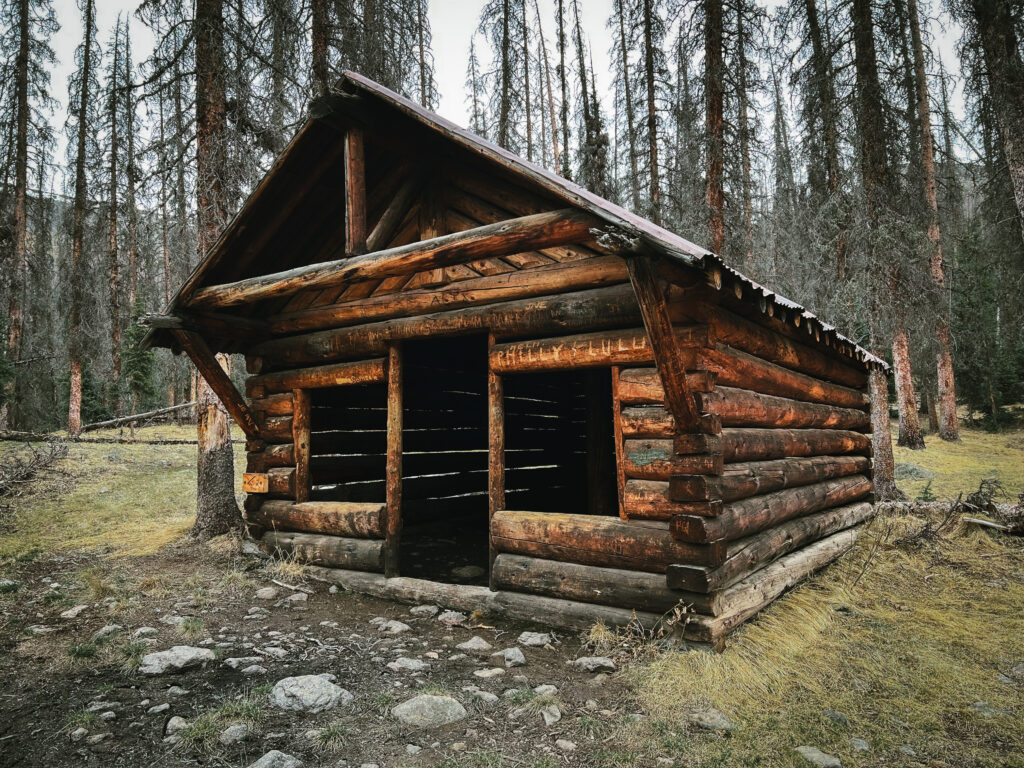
705, 0, 726, 254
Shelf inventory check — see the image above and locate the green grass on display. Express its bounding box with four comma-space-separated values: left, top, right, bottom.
67, 643, 98, 659
179, 690, 266, 751
893, 423, 1024, 501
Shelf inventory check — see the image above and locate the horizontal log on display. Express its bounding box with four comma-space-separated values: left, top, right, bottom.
623, 479, 723, 520
260, 530, 384, 571
681, 528, 860, 643
260, 415, 294, 442
670, 455, 872, 503
247, 442, 295, 472
623, 439, 724, 479
616, 367, 716, 403
246, 358, 386, 396
250, 284, 643, 368
696, 387, 870, 431
190, 208, 600, 309
267, 255, 630, 334
491, 553, 695, 614
699, 345, 869, 410
250, 392, 293, 416
667, 501, 874, 593
675, 428, 871, 463
489, 326, 712, 374
245, 500, 385, 538
491, 510, 726, 572
670, 474, 873, 542
262, 467, 296, 497
669, 299, 869, 389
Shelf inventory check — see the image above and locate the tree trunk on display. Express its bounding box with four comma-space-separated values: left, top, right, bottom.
705, 0, 725, 254
311, 0, 328, 97
907, 0, 958, 440
615, 0, 641, 208
736, 5, 754, 270
108, 24, 122, 384
498, 0, 512, 148
521, 0, 532, 161
193, 0, 239, 538
641, 0, 661, 223
969, 0, 1024, 245
534, 0, 559, 171
891, 304, 925, 448
123, 26, 140, 310
557, 0, 571, 179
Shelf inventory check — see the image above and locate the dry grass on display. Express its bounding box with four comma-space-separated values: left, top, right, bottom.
894, 423, 1024, 501
626, 509, 1024, 768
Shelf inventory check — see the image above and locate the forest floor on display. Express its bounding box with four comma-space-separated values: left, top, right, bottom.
0, 423, 1021, 768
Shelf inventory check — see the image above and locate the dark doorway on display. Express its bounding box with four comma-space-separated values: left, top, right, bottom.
308, 383, 387, 503
399, 335, 490, 584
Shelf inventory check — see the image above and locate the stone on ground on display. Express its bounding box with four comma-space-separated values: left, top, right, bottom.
248, 751, 304, 768
69, 727, 88, 742
254, 587, 280, 600
473, 667, 505, 679
851, 738, 870, 752
242, 664, 268, 676
689, 708, 736, 732
139, 646, 215, 675
533, 684, 558, 696
387, 657, 429, 673
456, 636, 493, 652
165, 717, 188, 735
409, 604, 439, 617
517, 631, 552, 647
540, 703, 561, 726
61, 605, 89, 619
379, 620, 412, 635
437, 610, 467, 625
220, 723, 251, 745
147, 703, 170, 714
496, 647, 526, 667
555, 739, 576, 752
392, 695, 468, 728
270, 675, 353, 713
91, 624, 124, 642
569, 656, 616, 673
224, 656, 262, 669
794, 746, 842, 768
133, 626, 158, 638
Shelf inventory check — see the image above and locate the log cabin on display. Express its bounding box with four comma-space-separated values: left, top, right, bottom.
145, 72, 886, 649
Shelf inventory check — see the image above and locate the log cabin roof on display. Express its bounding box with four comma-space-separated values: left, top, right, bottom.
147, 71, 887, 372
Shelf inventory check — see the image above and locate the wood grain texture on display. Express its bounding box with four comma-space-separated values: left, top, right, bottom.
246, 500, 385, 538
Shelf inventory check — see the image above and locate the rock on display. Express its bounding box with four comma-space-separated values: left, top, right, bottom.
148, 703, 170, 715
379, 620, 412, 635
456, 636, 493, 653
139, 646, 215, 675
451, 742, 467, 751
91, 624, 124, 642
569, 656, 616, 673
405, 744, 422, 755
261, 646, 288, 659
555, 739, 576, 752
540, 703, 561, 726
437, 610, 467, 625
86, 733, 111, 745
388, 657, 429, 673
269, 675, 353, 713
254, 587, 280, 600
899, 746, 916, 757
997, 673, 1015, 684
392, 695, 468, 728
793, 746, 841, 768
86, 701, 121, 712
284, 592, 308, 604
243, 664, 268, 676
219, 723, 251, 745
850, 738, 869, 752
247, 751, 304, 768
166, 686, 189, 696
656, 758, 675, 766
533, 684, 558, 696
823, 710, 849, 728
61, 605, 89, 619
0, 579, 20, 592
409, 605, 439, 617
471, 691, 499, 704
517, 631, 552, 647
70, 727, 88, 742
165, 716, 188, 735
689, 708, 736, 732
473, 667, 505, 679
496, 647, 526, 668
969, 700, 1009, 717
224, 656, 263, 669
451, 565, 485, 581
99, 711, 117, 721
133, 626, 158, 638
159, 614, 186, 627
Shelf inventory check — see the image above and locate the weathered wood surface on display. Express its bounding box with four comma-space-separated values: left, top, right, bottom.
189, 208, 599, 309
250, 284, 643, 368
611, 366, 628, 519
627, 256, 700, 431
623, 439, 724, 479
674, 428, 871, 462
170, 329, 260, 439
681, 528, 859, 643
699, 344, 869, 410
264, 466, 296, 497
267, 255, 629, 335
242, 473, 269, 493
489, 326, 710, 374
667, 501, 874, 593
488, 333, 505, 582
246, 358, 386, 396
259, 415, 294, 442
249, 392, 294, 416
670, 455, 872, 503
385, 344, 402, 577
692, 388, 870, 431
670, 474, 873, 542
616, 366, 716, 402
246, 442, 295, 472
491, 510, 726, 572
669, 299, 869, 389
292, 389, 311, 503
246, 500, 386, 538
261, 530, 384, 571
623, 479, 723, 520
344, 128, 367, 254
492, 553, 697, 613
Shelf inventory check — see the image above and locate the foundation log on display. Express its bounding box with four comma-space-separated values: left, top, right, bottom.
246, 500, 386, 538
260, 530, 384, 571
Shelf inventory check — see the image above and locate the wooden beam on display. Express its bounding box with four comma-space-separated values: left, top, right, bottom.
488, 332, 505, 586
626, 256, 700, 432
344, 129, 367, 254
385, 343, 402, 577
292, 389, 311, 503
366, 176, 420, 252
611, 366, 628, 520
170, 329, 259, 439
245, 500, 385, 538
188, 208, 600, 309
245, 358, 386, 396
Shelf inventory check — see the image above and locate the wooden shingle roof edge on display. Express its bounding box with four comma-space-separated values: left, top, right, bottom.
145, 70, 887, 373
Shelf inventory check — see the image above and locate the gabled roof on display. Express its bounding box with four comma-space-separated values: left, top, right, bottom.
153, 71, 886, 371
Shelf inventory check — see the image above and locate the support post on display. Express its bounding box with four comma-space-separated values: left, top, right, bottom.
292, 389, 311, 503
344, 128, 367, 255
170, 329, 259, 439
385, 343, 402, 577
611, 366, 627, 520
488, 332, 505, 588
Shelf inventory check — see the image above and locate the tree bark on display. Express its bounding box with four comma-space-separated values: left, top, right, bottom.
193, 0, 239, 538
891, 310, 924, 448
705, 0, 725, 254
736, 5, 755, 270
311, 0, 328, 97
557, 0, 571, 179
107, 24, 122, 384
615, 0, 640, 208
534, 0, 559, 171
641, 0, 661, 223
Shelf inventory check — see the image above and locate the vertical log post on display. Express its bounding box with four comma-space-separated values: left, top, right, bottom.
292, 389, 311, 503
344, 128, 367, 255
385, 342, 403, 577
610, 366, 627, 519
488, 332, 505, 588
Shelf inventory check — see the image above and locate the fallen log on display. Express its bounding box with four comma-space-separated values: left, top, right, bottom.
245, 500, 385, 538
666, 501, 875, 592
80, 402, 196, 433
260, 530, 384, 571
